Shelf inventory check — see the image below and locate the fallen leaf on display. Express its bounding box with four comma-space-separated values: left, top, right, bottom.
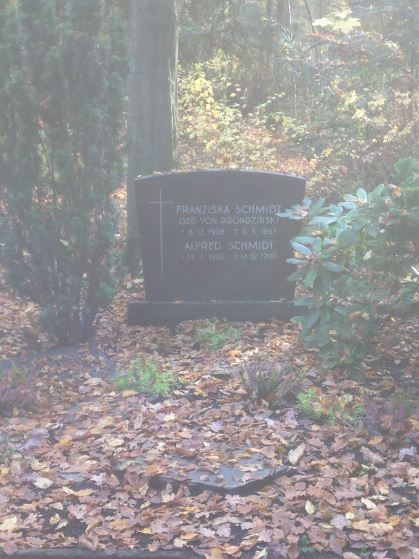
108, 518, 131, 530
330, 514, 348, 529
0, 516, 18, 532
33, 477, 54, 489
62, 487, 95, 497
58, 437, 73, 446
105, 437, 124, 447
305, 500, 316, 515
2, 542, 19, 555
288, 443, 305, 465
361, 497, 377, 510
204, 549, 225, 559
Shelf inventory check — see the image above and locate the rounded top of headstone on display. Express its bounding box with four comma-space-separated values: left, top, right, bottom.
135, 168, 305, 184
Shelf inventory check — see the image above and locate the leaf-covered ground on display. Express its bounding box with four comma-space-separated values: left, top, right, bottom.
0, 277, 418, 559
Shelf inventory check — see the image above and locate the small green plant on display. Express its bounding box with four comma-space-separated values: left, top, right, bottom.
296, 388, 327, 420
296, 388, 365, 425
0, 433, 15, 465
195, 320, 241, 350
240, 357, 304, 408
115, 358, 176, 397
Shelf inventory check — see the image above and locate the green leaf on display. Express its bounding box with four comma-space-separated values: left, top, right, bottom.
303, 266, 319, 288
292, 242, 312, 256
321, 261, 344, 273
294, 297, 317, 307
311, 215, 337, 226
312, 237, 322, 253
357, 188, 368, 202
309, 198, 325, 216
339, 201, 357, 209
293, 236, 316, 245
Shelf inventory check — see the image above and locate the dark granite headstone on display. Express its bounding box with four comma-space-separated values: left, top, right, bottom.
128, 170, 305, 325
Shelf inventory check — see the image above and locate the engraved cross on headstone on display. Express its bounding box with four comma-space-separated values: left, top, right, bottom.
148, 189, 174, 277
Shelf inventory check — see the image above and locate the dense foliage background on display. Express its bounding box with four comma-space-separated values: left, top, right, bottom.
0, 0, 127, 343
179, 0, 418, 194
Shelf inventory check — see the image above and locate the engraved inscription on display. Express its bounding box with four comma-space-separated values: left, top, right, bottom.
171, 202, 281, 264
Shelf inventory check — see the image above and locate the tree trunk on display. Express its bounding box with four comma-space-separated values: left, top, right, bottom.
127, 0, 178, 270
275, 0, 290, 27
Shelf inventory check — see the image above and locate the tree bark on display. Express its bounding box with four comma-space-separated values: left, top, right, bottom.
127, 0, 178, 270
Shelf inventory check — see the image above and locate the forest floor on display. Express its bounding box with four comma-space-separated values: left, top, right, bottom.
0, 148, 418, 559
0, 271, 418, 559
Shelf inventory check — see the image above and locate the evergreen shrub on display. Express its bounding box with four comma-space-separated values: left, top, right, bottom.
0, 0, 127, 343
281, 158, 419, 368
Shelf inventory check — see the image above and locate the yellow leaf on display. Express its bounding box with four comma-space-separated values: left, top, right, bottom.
106, 437, 124, 447
97, 417, 115, 428
178, 431, 193, 439
30, 460, 49, 471
388, 515, 400, 527
121, 390, 138, 397
368, 436, 383, 445
138, 527, 152, 534
62, 487, 95, 497
288, 443, 305, 465
58, 437, 73, 446
361, 497, 376, 510
33, 477, 54, 489
173, 538, 188, 548
109, 519, 131, 530
352, 519, 370, 531
204, 549, 225, 559
180, 531, 198, 541
0, 516, 18, 531
161, 492, 176, 503
305, 500, 316, 515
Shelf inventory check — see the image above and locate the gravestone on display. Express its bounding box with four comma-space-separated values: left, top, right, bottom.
127, 169, 305, 325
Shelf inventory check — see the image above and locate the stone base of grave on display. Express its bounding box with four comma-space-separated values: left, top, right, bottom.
127, 300, 295, 325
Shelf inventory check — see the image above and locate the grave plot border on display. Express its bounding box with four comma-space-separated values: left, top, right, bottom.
127, 300, 295, 325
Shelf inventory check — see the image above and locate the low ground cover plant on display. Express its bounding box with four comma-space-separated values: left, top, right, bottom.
115, 358, 176, 397
195, 320, 242, 350
296, 387, 365, 425
240, 357, 304, 408
281, 157, 419, 369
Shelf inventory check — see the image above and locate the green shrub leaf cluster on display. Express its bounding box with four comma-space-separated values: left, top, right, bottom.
282, 157, 419, 368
